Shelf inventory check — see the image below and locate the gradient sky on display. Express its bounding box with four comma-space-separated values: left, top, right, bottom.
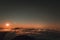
0, 0, 60, 24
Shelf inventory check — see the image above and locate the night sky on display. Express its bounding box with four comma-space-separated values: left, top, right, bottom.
0, 0, 60, 24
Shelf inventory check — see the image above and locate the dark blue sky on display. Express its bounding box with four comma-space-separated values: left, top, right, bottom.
0, 0, 60, 24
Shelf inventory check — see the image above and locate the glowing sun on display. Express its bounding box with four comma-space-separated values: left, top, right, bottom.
6, 23, 10, 26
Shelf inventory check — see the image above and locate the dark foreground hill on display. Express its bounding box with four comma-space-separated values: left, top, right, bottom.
12, 30, 60, 40
0, 29, 60, 40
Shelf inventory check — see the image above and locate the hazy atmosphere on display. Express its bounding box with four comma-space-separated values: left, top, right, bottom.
0, 0, 60, 40
0, 0, 60, 23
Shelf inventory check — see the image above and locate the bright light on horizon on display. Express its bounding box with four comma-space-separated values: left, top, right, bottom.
6, 23, 10, 26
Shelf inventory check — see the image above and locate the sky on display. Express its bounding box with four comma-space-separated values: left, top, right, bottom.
0, 0, 60, 24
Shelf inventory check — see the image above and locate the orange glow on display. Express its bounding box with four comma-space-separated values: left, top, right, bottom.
0, 22, 60, 32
